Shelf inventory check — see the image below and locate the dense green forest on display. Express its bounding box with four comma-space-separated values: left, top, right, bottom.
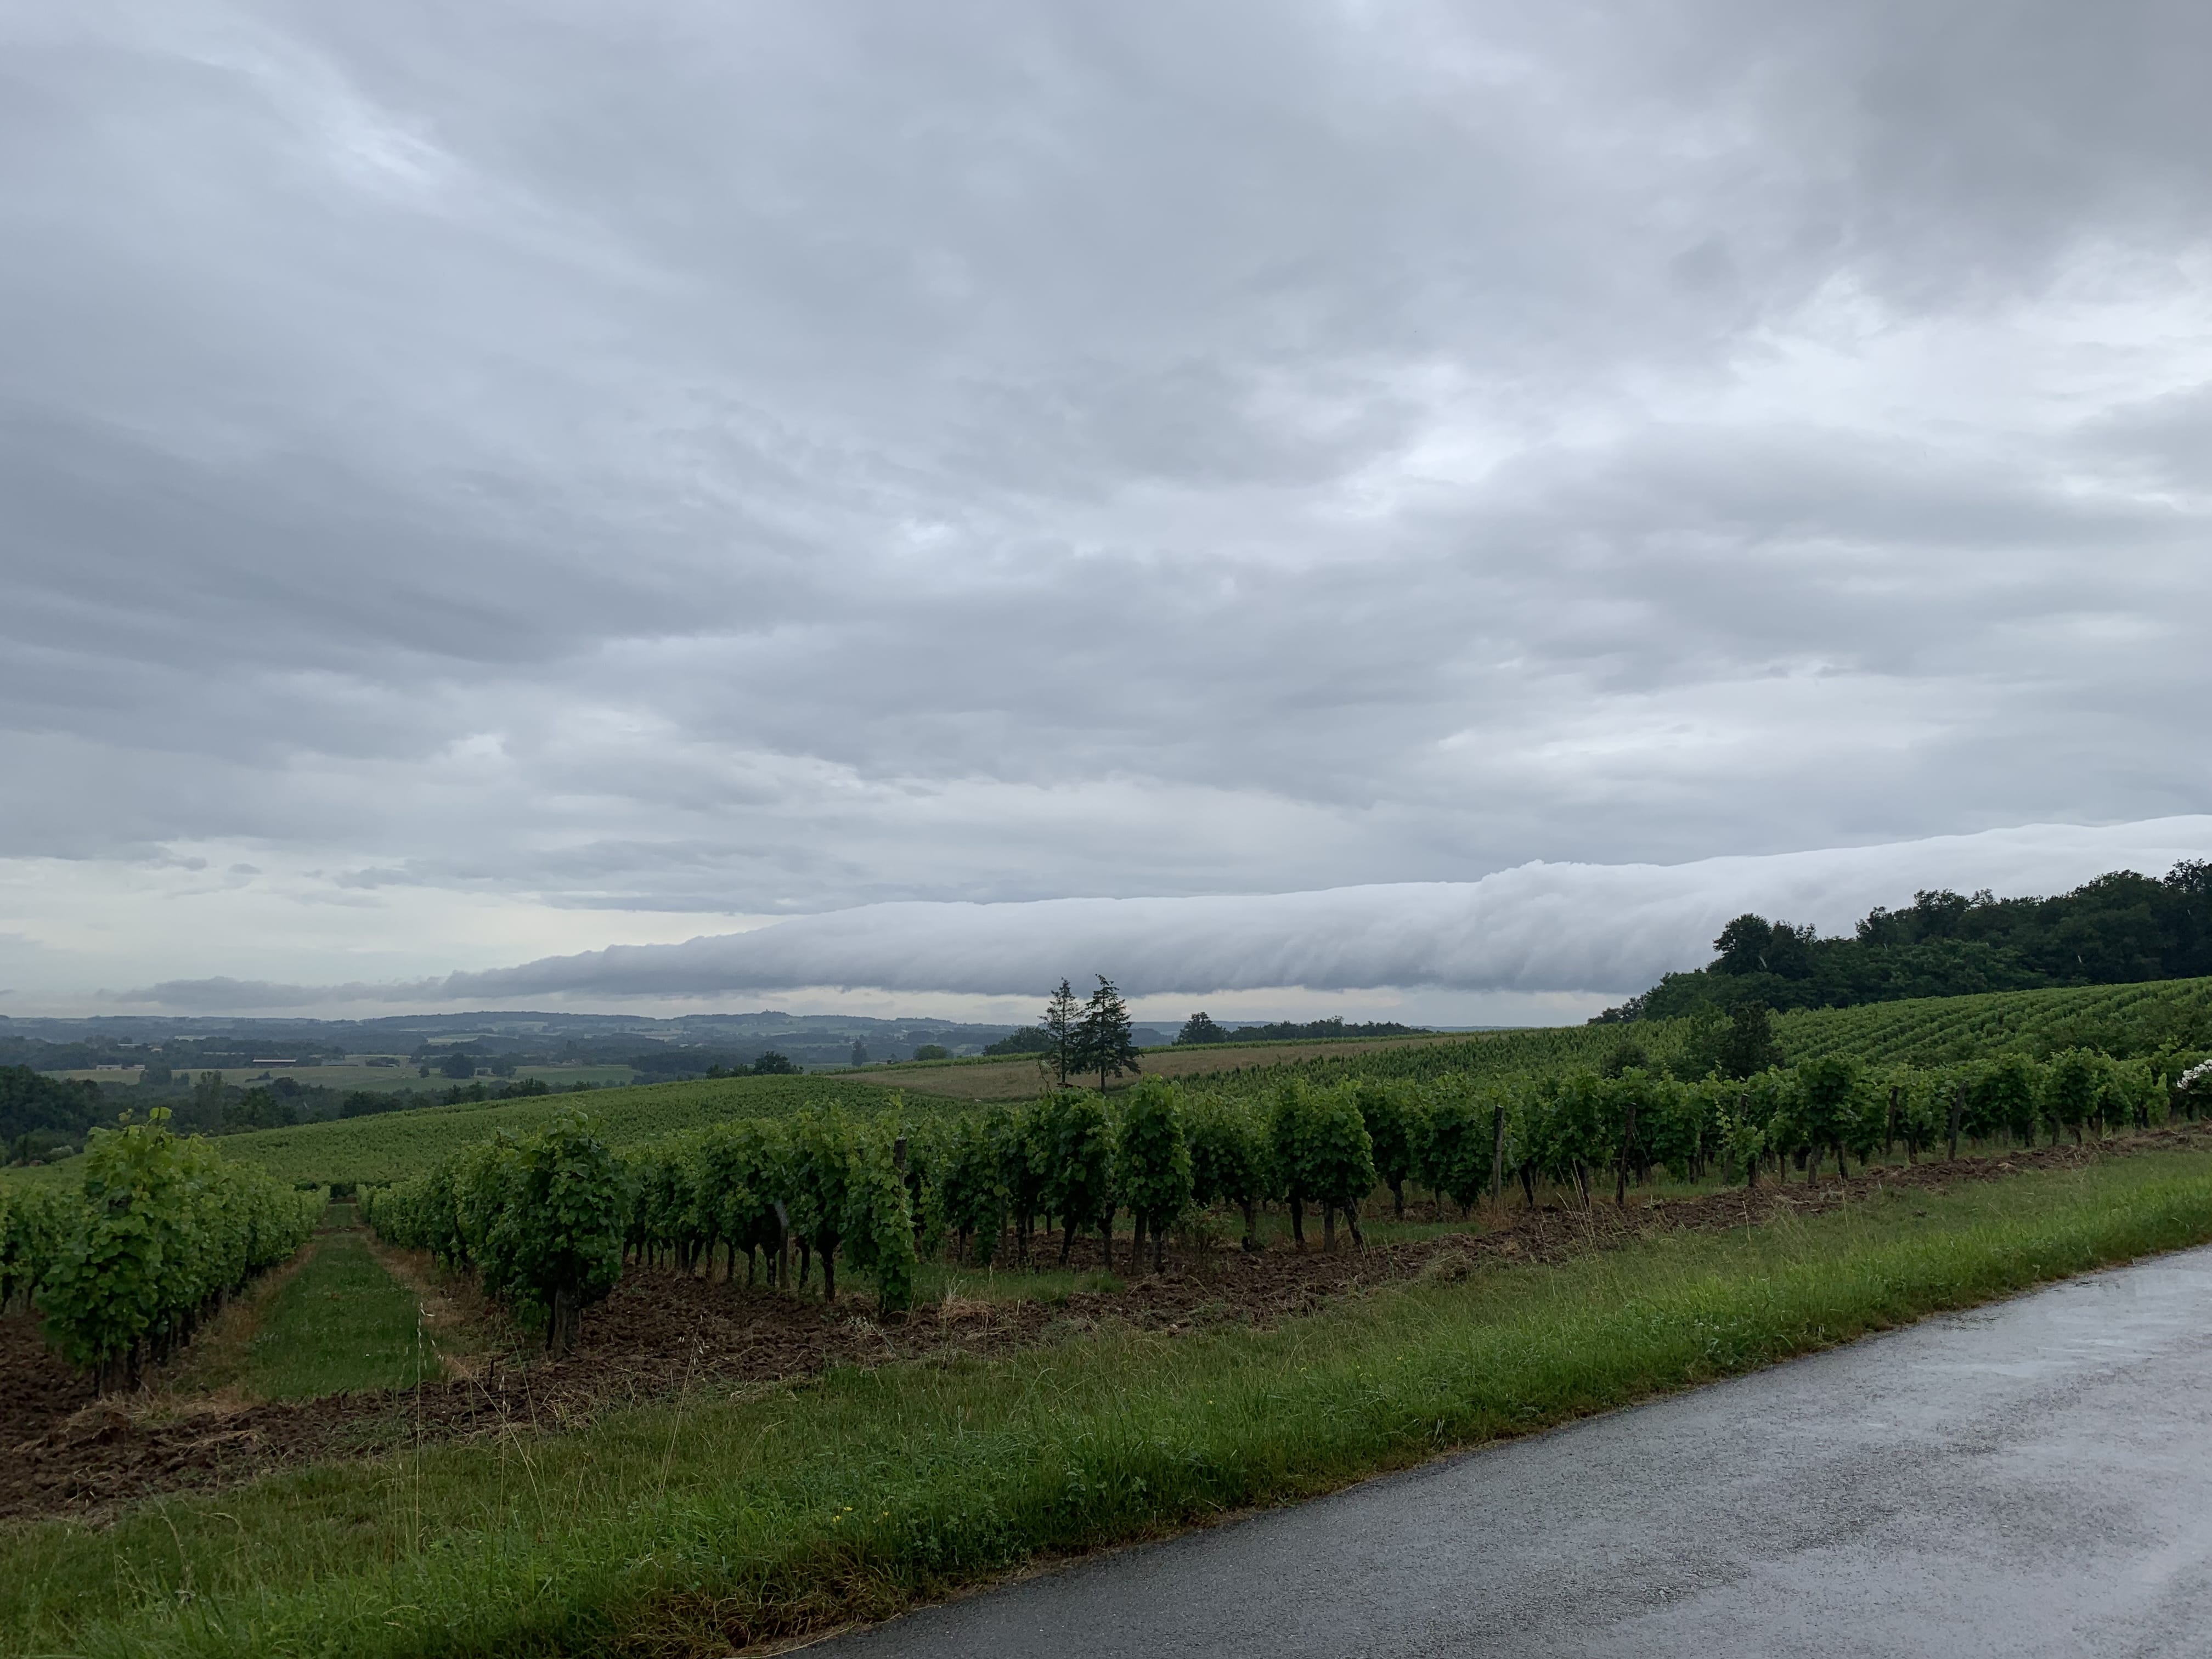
1600, 862, 2212, 1021
0, 1066, 104, 1151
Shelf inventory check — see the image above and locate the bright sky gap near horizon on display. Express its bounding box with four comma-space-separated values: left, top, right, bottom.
4, 3, 2210, 1026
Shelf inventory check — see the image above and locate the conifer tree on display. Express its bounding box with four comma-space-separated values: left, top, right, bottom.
1075, 975, 1142, 1092
1039, 979, 1082, 1088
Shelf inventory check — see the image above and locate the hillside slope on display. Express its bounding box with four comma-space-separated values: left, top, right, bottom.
13, 977, 2209, 1189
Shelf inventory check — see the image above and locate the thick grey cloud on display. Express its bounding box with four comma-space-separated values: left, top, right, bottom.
5, 2, 2212, 1009
114, 819, 2212, 1010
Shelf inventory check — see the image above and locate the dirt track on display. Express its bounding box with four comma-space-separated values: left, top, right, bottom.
8, 1122, 2209, 1524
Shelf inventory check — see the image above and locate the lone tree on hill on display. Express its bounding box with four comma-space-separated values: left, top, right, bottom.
1075, 975, 1142, 1092
1175, 1011, 1227, 1045
1040, 978, 1081, 1087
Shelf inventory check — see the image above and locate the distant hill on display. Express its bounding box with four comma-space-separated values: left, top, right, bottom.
0, 1008, 1043, 1076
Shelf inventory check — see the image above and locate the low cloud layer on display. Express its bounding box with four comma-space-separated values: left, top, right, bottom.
114, 820, 2211, 1012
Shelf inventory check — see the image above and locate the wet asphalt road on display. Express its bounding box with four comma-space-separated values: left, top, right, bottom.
816, 1246, 2212, 1657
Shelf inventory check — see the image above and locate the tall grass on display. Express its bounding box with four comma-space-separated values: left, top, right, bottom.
7, 1150, 2212, 1657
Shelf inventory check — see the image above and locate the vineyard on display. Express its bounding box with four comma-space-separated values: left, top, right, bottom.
11, 985, 2212, 1654
173, 1070, 904, 1187
365, 1105, 918, 1344
0, 1110, 319, 1393
12, 979, 2212, 1401
10, 982, 2208, 1204
876, 1031, 1470, 1102
1773, 976, 2212, 1066
361, 1032, 2212, 1345
1185, 977, 2212, 1105
1184, 1023, 1629, 1102
362, 1077, 1462, 1336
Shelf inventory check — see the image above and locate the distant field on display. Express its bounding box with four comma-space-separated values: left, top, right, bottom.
8, 1037, 1493, 1187
193, 1073, 915, 1186
14, 978, 2209, 1193
871, 1032, 1475, 1101
39, 1063, 636, 1091
1165, 1024, 1634, 1103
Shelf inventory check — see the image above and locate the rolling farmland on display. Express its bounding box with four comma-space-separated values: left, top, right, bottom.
874, 1031, 1475, 1101
16, 979, 2210, 1192
195, 1071, 905, 1186
36, 1062, 637, 1092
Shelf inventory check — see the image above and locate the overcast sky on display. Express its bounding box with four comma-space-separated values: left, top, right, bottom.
5, 1, 2210, 1023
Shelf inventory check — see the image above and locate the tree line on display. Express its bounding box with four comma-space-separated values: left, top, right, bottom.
984, 1005, 1427, 1058
1170, 1013, 1427, 1045
1598, 862, 2212, 1020
2, 1065, 105, 1161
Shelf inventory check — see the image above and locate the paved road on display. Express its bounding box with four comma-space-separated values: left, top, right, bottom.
818, 1246, 2212, 1657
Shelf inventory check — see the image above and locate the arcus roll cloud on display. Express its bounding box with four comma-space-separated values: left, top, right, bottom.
378, 818, 2212, 1005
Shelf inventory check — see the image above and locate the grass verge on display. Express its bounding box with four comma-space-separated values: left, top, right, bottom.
7, 1149, 2212, 1657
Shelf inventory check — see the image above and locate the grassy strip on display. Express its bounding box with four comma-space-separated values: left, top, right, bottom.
177, 1231, 437, 1402
7, 1150, 2212, 1657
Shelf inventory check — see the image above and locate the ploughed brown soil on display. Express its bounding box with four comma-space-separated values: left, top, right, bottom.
9, 1121, 2211, 1524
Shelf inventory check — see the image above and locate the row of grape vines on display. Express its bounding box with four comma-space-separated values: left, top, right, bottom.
364, 1105, 921, 1347
0, 1110, 322, 1394
365, 1043, 2212, 1348
362, 1081, 1386, 1333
